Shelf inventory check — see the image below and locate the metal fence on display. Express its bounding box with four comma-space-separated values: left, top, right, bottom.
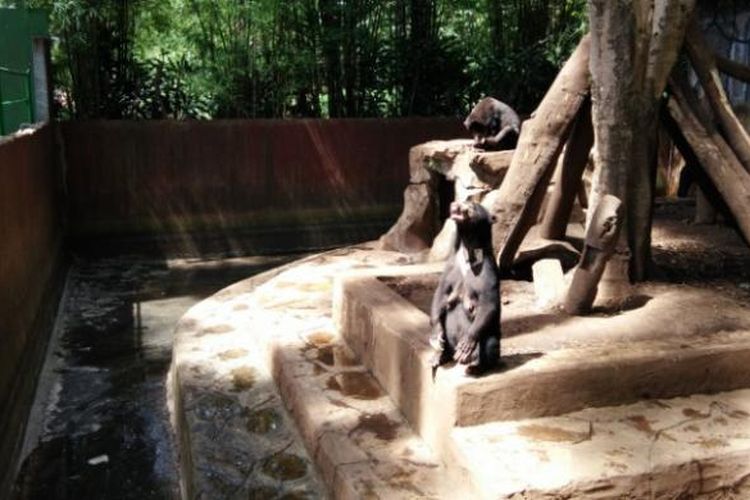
0, 65, 33, 136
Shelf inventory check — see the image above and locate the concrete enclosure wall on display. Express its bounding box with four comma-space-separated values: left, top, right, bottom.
62, 118, 464, 254
0, 124, 64, 494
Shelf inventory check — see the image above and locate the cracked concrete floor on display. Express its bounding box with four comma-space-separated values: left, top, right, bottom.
11, 253, 301, 500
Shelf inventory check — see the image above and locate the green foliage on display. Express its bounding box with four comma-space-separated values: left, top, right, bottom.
13, 0, 588, 119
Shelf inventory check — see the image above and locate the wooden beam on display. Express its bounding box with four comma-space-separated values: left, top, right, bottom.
666, 80, 750, 245
685, 21, 750, 173
716, 53, 750, 83
539, 97, 593, 240
491, 35, 591, 274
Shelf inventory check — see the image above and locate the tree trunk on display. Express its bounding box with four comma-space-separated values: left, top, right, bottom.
487, 0, 504, 57
404, 0, 438, 115
587, 0, 694, 283
491, 35, 591, 275
343, 0, 359, 116
320, 0, 343, 117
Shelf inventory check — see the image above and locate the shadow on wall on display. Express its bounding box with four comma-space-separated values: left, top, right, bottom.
61, 118, 466, 257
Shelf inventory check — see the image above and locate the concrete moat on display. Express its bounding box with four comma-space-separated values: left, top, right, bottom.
11, 254, 299, 500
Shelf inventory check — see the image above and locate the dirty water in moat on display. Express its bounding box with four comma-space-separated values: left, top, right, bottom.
12, 254, 298, 500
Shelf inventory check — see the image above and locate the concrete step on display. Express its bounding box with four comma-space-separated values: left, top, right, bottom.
172, 245, 750, 499
171, 248, 459, 499
335, 266, 750, 455
248, 251, 461, 499
447, 389, 750, 498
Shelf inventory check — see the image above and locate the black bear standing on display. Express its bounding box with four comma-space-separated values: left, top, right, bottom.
430, 201, 501, 375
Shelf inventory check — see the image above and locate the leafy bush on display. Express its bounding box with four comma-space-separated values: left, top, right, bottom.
16, 0, 588, 119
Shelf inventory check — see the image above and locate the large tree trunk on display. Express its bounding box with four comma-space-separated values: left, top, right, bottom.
587, 0, 694, 283
491, 35, 591, 275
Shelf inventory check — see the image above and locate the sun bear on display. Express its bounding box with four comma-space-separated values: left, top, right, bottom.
464, 97, 520, 150
430, 201, 501, 375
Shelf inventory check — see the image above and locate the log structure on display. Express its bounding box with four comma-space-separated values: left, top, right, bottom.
684, 20, 750, 174
539, 98, 594, 240
490, 35, 591, 275
378, 5, 750, 315
665, 80, 750, 244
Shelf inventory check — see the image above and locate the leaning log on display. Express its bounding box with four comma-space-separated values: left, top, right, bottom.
685, 21, 750, 174
539, 97, 593, 240
665, 81, 750, 245
716, 53, 750, 83
491, 35, 591, 274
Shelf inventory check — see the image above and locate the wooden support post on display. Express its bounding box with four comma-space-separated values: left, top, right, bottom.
539, 98, 593, 240
685, 21, 750, 174
564, 195, 623, 315
666, 80, 750, 245
491, 35, 591, 275
695, 188, 717, 224
716, 53, 750, 83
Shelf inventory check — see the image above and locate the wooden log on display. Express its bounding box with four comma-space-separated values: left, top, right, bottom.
539, 98, 593, 240
716, 53, 750, 83
564, 194, 624, 315
666, 81, 750, 244
491, 35, 591, 274
661, 99, 734, 224
685, 21, 750, 174
695, 188, 717, 224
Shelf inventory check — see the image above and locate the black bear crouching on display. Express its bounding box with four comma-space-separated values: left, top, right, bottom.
464, 97, 520, 151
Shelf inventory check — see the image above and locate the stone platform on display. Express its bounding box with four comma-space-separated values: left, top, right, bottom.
170, 243, 750, 499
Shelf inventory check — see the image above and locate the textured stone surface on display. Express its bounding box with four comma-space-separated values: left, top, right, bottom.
337, 268, 750, 437
451, 389, 750, 499
378, 183, 439, 253
380, 139, 513, 255
171, 247, 455, 499
532, 258, 566, 308
171, 207, 750, 499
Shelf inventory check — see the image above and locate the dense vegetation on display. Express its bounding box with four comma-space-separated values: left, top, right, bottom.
8, 0, 587, 119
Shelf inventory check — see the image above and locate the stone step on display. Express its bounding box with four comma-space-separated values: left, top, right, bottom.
334, 265, 750, 455
170, 248, 457, 499
248, 250, 460, 499
447, 388, 750, 499
170, 249, 461, 499
172, 246, 750, 499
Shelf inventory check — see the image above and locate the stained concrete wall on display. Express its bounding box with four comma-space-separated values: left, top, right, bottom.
0, 124, 64, 495
62, 118, 465, 255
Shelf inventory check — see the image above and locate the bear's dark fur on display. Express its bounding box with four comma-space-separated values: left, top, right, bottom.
430, 201, 501, 375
